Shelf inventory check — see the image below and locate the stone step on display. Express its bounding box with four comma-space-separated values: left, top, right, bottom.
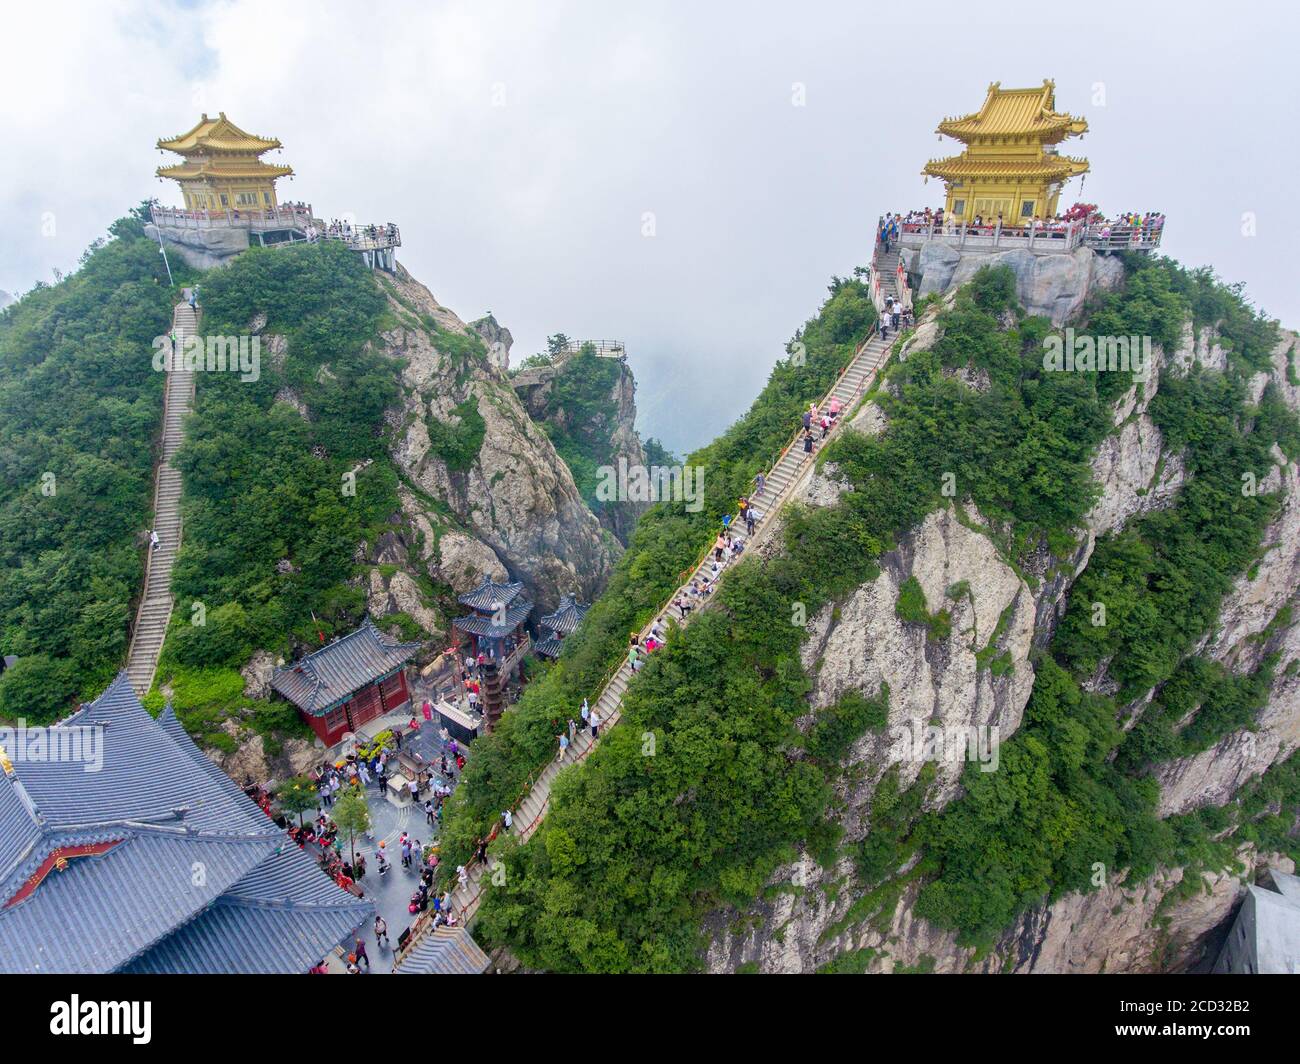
456, 315, 897, 929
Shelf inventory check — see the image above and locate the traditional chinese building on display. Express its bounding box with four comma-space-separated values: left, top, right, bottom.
923, 80, 1088, 224
156, 112, 294, 212
271, 618, 420, 746
453, 577, 533, 730
0, 674, 371, 973
534, 594, 589, 660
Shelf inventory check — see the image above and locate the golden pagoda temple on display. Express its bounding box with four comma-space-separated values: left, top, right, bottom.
923, 81, 1088, 224
156, 113, 293, 212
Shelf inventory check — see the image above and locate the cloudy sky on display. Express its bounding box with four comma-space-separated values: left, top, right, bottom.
3, 0, 1297, 454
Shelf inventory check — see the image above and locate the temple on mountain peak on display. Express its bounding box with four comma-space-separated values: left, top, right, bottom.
922, 80, 1089, 224
156, 112, 294, 212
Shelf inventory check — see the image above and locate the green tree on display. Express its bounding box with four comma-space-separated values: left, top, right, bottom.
0, 655, 81, 725
277, 774, 319, 828
332, 787, 372, 867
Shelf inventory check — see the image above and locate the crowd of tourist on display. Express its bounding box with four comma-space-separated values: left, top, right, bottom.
882, 206, 1164, 243
151, 199, 314, 223
306, 219, 399, 245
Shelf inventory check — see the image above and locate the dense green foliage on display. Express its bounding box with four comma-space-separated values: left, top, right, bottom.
805, 686, 889, 765
440, 277, 878, 877
1117, 654, 1278, 770
0, 207, 193, 719
1052, 369, 1283, 701
913, 255, 1294, 948
534, 345, 624, 506
167, 241, 401, 673
426, 397, 486, 472
469, 265, 1125, 969
470, 251, 1297, 968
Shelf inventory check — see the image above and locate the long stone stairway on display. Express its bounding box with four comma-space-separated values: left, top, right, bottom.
125, 296, 197, 697
428, 246, 904, 938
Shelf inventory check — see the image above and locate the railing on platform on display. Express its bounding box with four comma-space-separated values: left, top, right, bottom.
150, 204, 316, 232
560, 340, 627, 359
888, 215, 1163, 254
149, 204, 401, 251
498, 634, 531, 679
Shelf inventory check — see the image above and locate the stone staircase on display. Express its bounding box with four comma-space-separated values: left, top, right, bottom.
125, 297, 197, 697
438, 248, 901, 930
876, 246, 901, 289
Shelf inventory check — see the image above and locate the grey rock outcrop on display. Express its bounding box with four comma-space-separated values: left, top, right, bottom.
471, 314, 513, 375
704, 283, 1300, 973
366, 568, 442, 636
511, 347, 650, 545
1151, 329, 1300, 816
706, 843, 1292, 974
382, 267, 618, 610
915, 244, 1125, 324
801, 505, 1037, 808
146, 223, 249, 271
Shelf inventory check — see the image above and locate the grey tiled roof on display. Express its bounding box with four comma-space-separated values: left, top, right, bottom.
0, 757, 42, 881
271, 617, 421, 715
120, 847, 373, 974
0, 673, 371, 974
452, 601, 532, 639
457, 576, 526, 612
396, 926, 490, 974
533, 635, 565, 659
539, 594, 588, 636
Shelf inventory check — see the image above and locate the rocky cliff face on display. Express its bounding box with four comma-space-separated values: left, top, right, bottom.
380, 268, 618, 613
908, 244, 1126, 325
511, 348, 650, 544
145, 223, 249, 271
1152, 331, 1300, 816
704, 293, 1300, 972
470, 313, 513, 375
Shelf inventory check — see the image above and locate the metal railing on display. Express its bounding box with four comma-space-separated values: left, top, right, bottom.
150, 204, 315, 232
888, 215, 1163, 254
310, 225, 402, 251
149, 204, 401, 251
497, 634, 531, 679
560, 340, 626, 359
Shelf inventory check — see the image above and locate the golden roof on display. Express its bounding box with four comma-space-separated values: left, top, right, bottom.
936, 81, 1087, 143
157, 159, 294, 181
157, 112, 282, 154
922, 153, 1089, 182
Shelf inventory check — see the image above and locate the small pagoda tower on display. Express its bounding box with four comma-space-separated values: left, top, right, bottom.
923, 81, 1088, 224
534, 594, 589, 661
156, 112, 293, 212
452, 576, 533, 730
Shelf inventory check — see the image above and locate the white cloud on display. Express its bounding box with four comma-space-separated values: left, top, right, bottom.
3, 0, 1298, 452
